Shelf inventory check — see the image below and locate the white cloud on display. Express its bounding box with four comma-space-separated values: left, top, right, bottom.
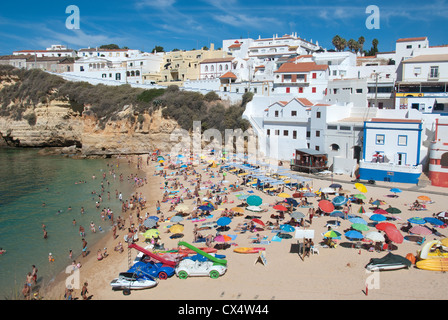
136, 0, 176, 9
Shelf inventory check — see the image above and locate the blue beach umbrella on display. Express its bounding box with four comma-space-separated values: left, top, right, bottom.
332, 196, 348, 207
408, 217, 426, 225
198, 205, 213, 211
330, 211, 345, 219
390, 188, 402, 194
170, 215, 184, 223
370, 214, 387, 222
349, 217, 367, 225
345, 230, 364, 240
284, 198, 298, 207
247, 195, 262, 206
148, 216, 159, 221
217, 216, 232, 226
424, 217, 444, 226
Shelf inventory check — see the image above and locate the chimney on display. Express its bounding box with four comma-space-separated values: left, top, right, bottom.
210, 43, 215, 51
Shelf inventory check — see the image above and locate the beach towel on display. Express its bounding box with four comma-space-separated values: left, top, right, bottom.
227, 235, 238, 241
271, 235, 282, 242
260, 240, 271, 245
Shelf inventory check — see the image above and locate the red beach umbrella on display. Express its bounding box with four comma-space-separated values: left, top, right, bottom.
273, 205, 288, 212
384, 225, 403, 244
292, 192, 302, 198
251, 218, 265, 227
375, 222, 396, 231
409, 225, 433, 236
373, 209, 388, 215
318, 200, 335, 213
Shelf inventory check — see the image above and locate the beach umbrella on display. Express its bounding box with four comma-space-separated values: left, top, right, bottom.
324, 230, 341, 238
386, 207, 401, 214
251, 218, 265, 226
365, 231, 385, 242
170, 215, 184, 223
390, 188, 402, 195
349, 217, 367, 225
354, 194, 366, 200
417, 195, 431, 202
375, 222, 396, 231
358, 206, 366, 214
143, 218, 157, 229
246, 206, 263, 212
408, 217, 426, 225
148, 216, 159, 221
424, 217, 444, 226
284, 198, 298, 207
355, 183, 367, 193
169, 224, 184, 234
273, 204, 288, 212
278, 192, 291, 198
332, 196, 348, 206
230, 207, 244, 214
303, 192, 316, 197
217, 217, 232, 227
370, 214, 387, 222
318, 200, 335, 213
291, 211, 305, 220
345, 230, 364, 240
371, 200, 386, 207
143, 229, 160, 239
329, 183, 342, 189
292, 192, 302, 198
373, 209, 389, 215
437, 211, 448, 218
214, 234, 232, 242
236, 194, 250, 200
321, 187, 336, 194
280, 224, 295, 233
330, 211, 345, 219
352, 223, 370, 231
198, 205, 214, 212
409, 225, 433, 236
247, 195, 262, 206
383, 226, 403, 244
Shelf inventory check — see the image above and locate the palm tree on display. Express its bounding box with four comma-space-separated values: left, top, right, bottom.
347, 39, 357, 52
372, 38, 379, 52
332, 35, 342, 51
339, 38, 347, 52
358, 36, 365, 52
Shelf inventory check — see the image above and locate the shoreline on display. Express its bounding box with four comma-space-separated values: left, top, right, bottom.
43, 152, 448, 300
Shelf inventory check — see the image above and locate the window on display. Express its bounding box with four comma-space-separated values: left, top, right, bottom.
316, 130, 320, 137
267, 129, 270, 136
205, 66, 208, 72
333, 70, 337, 76
414, 67, 421, 75
340, 126, 351, 131
327, 125, 337, 130
283, 130, 288, 136
398, 135, 407, 146
312, 87, 316, 93
286, 87, 290, 93
430, 66, 439, 78
356, 88, 363, 93
275, 111, 279, 117
315, 146, 320, 151
376, 134, 385, 145
406, 45, 412, 49
306, 131, 310, 138
298, 87, 303, 93
293, 131, 297, 139
330, 144, 340, 151
275, 130, 280, 136
312, 73, 317, 79
291, 111, 297, 116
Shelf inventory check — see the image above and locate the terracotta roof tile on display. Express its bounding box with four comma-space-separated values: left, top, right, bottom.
219, 71, 237, 79
274, 61, 328, 73
396, 37, 427, 43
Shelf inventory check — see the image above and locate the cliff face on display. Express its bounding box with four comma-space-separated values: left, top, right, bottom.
0, 98, 180, 155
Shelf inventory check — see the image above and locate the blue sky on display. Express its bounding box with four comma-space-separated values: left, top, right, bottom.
0, 0, 447, 55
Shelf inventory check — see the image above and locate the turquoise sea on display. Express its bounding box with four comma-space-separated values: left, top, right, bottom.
0, 148, 138, 299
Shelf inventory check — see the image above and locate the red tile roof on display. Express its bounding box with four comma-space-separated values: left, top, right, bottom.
219, 71, 237, 79
371, 118, 422, 123
396, 37, 427, 43
200, 57, 234, 64
274, 62, 328, 73
287, 55, 313, 63
295, 98, 314, 107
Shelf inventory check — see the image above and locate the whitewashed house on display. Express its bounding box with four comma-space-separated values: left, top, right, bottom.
359, 118, 423, 184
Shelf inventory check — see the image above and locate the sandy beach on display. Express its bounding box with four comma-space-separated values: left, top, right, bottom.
42, 152, 448, 301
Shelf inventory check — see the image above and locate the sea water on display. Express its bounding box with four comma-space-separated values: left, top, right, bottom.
0, 148, 139, 299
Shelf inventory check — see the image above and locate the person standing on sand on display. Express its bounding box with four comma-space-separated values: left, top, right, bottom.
81, 282, 89, 300
81, 238, 87, 257
31, 265, 38, 284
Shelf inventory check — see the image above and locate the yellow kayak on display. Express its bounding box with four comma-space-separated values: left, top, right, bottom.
416, 258, 448, 271
233, 247, 265, 254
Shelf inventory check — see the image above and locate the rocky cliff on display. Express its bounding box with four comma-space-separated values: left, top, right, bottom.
0, 98, 179, 155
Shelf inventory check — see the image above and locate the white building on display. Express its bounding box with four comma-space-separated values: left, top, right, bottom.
13, 44, 76, 58
199, 57, 235, 80
359, 118, 423, 184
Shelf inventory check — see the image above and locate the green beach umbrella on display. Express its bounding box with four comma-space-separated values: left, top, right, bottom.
324, 230, 341, 238
351, 223, 370, 231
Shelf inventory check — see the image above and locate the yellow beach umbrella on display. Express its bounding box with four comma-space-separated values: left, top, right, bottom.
278, 192, 291, 198
231, 207, 244, 214
169, 224, 184, 234
355, 183, 367, 193
143, 229, 160, 239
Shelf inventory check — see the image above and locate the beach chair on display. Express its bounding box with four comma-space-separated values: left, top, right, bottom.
311, 245, 319, 255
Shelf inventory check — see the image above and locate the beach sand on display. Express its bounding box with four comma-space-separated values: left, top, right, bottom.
43, 154, 448, 300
